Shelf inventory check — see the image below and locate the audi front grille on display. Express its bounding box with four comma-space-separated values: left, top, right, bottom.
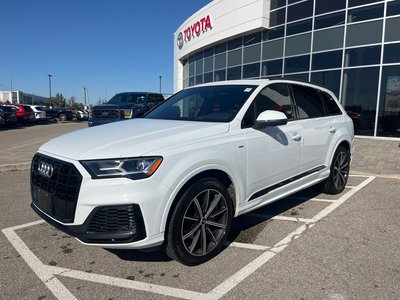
31, 154, 83, 223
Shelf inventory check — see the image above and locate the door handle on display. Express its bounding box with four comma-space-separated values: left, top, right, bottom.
292, 133, 301, 141
329, 126, 336, 133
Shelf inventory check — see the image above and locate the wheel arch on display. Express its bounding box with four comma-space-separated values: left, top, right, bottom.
160, 168, 239, 234
327, 138, 352, 173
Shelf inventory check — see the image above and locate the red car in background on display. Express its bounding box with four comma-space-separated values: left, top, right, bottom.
14, 105, 36, 124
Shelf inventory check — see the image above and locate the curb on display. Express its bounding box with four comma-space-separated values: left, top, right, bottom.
0, 162, 31, 173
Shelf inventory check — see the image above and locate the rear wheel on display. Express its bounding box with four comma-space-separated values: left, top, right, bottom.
165, 178, 233, 266
321, 146, 350, 194
59, 113, 67, 122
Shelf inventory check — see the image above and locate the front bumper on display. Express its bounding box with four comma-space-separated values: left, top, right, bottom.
31, 152, 172, 249
31, 202, 146, 244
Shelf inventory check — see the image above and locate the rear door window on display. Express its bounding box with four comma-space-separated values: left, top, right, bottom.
290, 84, 325, 119
320, 91, 342, 115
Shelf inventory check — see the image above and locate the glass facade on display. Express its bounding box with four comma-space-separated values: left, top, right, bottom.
181, 0, 400, 138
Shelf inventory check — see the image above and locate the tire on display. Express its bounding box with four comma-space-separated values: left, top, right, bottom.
59, 113, 67, 122
165, 178, 233, 266
321, 146, 350, 194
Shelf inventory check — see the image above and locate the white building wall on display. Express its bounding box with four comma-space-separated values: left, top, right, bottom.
0, 91, 13, 103
174, 0, 271, 92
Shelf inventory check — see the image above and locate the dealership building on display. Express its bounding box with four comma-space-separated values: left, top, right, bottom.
174, 0, 400, 139
0, 91, 48, 105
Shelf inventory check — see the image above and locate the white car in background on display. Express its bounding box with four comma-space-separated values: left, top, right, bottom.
31, 79, 354, 265
29, 105, 47, 121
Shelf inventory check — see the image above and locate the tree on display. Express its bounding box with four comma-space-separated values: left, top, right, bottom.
51, 93, 66, 107
67, 96, 77, 107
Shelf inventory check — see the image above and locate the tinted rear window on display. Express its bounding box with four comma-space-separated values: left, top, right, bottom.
291, 85, 325, 119
320, 91, 342, 115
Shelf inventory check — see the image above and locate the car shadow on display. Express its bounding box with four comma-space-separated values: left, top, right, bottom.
227, 185, 322, 243
107, 185, 323, 263
106, 247, 172, 263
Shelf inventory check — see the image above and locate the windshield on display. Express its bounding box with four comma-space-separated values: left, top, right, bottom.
23, 106, 33, 112
107, 93, 147, 104
0, 106, 15, 112
145, 85, 257, 122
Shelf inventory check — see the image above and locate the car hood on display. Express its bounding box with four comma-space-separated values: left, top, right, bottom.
39, 119, 230, 160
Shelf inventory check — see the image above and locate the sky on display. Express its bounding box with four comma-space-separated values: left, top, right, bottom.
0, 0, 211, 104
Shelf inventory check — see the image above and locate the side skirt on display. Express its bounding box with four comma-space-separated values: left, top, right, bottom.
248, 165, 326, 201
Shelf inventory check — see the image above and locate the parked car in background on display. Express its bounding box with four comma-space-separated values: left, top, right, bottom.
30, 105, 47, 122
0, 108, 5, 127
0, 105, 18, 127
31, 79, 354, 265
73, 109, 89, 120
14, 105, 36, 124
44, 108, 74, 121
88, 92, 165, 127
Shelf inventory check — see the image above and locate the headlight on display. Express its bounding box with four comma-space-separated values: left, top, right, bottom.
81, 157, 162, 180
123, 109, 132, 119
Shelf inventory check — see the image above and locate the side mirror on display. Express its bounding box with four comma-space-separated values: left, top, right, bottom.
254, 110, 288, 128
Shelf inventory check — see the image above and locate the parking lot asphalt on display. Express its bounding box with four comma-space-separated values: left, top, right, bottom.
1, 171, 399, 299
0, 122, 87, 172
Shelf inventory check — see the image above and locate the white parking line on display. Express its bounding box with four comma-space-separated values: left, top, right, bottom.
247, 212, 314, 224
311, 176, 375, 223
2, 175, 375, 300
2, 221, 77, 300
209, 222, 314, 299
226, 241, 271, 251
309, 198, 336, 203
2, 222, 207, 300
60, 269, 206, 300
208, 176, 375, 299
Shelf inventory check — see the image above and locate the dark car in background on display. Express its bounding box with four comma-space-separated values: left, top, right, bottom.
44, 108, 75, 121
88, 92, 164, 127
0, 106, 18, 127
0, 108, 5, 127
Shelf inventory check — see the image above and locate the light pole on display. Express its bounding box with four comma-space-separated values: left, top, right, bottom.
10, 73, 13, 103
159, 75, 162, 94
48, 74, 52, 104
83, 86, 87, 107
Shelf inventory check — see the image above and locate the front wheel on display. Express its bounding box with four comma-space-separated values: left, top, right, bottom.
59, 113, 67, 122
165, 178, 233, 266
321, 146, 350, 194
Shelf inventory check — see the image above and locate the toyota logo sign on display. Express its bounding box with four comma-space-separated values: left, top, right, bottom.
177, 32, 184, 49
38, 161, 54, 178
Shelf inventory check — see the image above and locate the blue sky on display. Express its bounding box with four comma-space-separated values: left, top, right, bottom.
0, 0, 211, 104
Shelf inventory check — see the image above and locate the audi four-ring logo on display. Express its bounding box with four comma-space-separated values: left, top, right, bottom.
38, 161, 54, 178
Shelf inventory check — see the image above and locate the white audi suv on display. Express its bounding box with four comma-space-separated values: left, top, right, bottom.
31, 79, 354, 265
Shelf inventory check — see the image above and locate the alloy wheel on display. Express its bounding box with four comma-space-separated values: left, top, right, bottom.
333, 151, 349, 190
181, 189, 229, 257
